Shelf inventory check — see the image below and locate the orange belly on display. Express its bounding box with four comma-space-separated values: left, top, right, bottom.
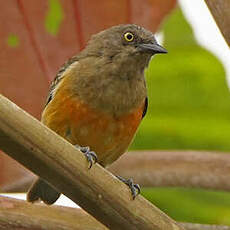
42, 91, 144, 166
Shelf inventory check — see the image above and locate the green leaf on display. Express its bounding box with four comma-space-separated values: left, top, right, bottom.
142, 187, 230, 225
7, 34, 19, 47
45, 0, 63, 36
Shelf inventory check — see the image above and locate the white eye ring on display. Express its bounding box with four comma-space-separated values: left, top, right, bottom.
124, 32, 134, 42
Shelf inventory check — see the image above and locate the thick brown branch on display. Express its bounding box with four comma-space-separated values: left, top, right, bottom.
0, 94, 183, 230
205, 0, 230, 46
109, 150, 230, 191
0, 196, 229, 230
3, 150, 230, 193
0, 196, 106, 230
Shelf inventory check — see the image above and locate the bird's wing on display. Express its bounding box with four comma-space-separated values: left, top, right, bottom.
141, 97, 148, 119
45, 55, 79, 107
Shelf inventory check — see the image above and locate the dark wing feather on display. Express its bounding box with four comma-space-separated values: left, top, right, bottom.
142, 97, 148, 119
45, 55, 79, 106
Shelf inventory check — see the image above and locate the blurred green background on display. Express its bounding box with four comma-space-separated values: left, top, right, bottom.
130, 7, 230, 225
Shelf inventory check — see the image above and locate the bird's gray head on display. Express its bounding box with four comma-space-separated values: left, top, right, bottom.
84, 24, 167, 69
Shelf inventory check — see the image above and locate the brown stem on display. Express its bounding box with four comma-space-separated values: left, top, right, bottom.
181, 222, 230, 230
205, 0, 230, 46
0, 94, 183, 230
0, 173, 35, 192
0, 196, 229, 230
3, 150, 230, 193
0, 195, 106, 230
109, 150, 230, 191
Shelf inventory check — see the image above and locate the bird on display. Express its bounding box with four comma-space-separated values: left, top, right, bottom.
27, 24, 167, 205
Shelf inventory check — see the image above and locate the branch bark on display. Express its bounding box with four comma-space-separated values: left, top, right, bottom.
109, 150, 230, 191
3, 150, 230, 193
0, 94, 184, 230
0, 196, 106, 230
181, 223, 230, 230
0, 173, 35, 192
0, 196, 229, 230
205, 0, 230, 46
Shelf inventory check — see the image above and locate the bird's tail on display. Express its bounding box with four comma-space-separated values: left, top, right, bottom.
27, 178, 61, 205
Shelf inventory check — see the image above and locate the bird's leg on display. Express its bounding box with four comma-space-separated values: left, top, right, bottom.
116, 175, 140, 199
75, 145, 98, 169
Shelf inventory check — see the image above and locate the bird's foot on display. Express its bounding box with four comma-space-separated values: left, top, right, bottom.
75, 145, 97, 169
116, 176, 140, 200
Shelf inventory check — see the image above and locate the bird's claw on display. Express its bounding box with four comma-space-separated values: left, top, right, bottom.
116, 176, 140, 199
75, 145, 97, 169
84, 150, 98, 169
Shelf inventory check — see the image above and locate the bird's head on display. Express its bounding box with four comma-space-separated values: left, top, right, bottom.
84, 24, 167, 69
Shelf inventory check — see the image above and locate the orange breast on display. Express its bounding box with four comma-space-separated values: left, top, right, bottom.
42, 89, 144, 167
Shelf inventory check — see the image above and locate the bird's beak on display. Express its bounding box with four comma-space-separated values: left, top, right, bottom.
138, 43, 167, 54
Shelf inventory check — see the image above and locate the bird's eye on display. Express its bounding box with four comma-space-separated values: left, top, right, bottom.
124, 32, 134, 42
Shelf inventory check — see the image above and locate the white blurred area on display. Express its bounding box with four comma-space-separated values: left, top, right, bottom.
179, 0, 230, 86
1, 1, 230, 207
1, 193, 78, 208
